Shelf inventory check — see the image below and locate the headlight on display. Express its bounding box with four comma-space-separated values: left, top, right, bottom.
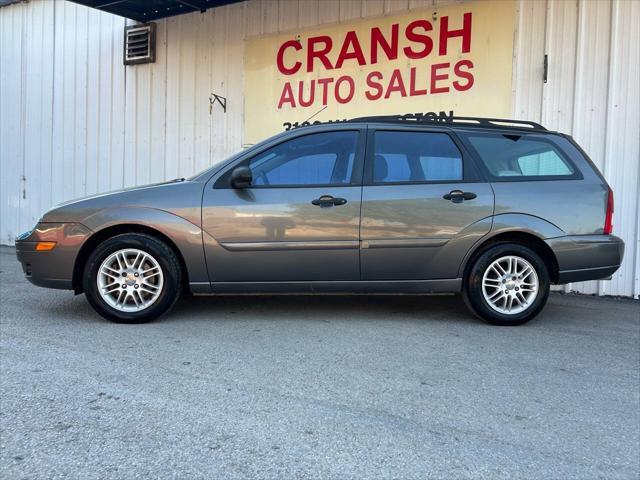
15, 229, 34, 241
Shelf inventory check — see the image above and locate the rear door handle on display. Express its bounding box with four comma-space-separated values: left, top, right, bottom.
443, 190, 477, 203
312, 195, 347, 207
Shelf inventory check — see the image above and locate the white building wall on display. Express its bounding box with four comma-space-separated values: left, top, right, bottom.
1, 0, 638, 297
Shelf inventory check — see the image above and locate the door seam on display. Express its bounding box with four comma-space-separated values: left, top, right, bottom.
357, 126, 369, 281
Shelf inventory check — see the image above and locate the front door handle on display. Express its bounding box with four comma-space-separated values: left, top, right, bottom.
312, 195, 347, 207
443, 190, 477, 203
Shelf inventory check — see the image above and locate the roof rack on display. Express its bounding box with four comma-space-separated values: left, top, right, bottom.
348, 114, 547, 131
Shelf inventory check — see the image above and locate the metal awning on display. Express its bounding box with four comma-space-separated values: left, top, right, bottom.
69, 0, 244, 23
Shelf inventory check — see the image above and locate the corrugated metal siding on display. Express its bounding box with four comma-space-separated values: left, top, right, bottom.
1, 0, 638, 297
513, 0, 639, 298
603, 0, 640, 298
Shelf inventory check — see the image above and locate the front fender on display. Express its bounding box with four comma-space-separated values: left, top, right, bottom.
81, 207, 209, 285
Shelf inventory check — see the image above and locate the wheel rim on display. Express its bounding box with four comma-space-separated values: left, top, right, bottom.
97, 248, 164, 312
481, 255, 539, 315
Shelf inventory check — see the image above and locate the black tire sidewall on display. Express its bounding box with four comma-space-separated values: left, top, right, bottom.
465, 243, 550, 326
83, 234, 182, 323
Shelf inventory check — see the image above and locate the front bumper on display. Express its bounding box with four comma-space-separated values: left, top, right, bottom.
15, 223, 92, 290
546, 234, 625, 284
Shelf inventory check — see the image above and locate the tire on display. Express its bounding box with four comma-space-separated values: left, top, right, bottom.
463, 243, 550, 326
83, 233, 182, 323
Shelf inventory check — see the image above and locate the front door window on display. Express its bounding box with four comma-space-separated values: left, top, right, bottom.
248, 131, 358, 187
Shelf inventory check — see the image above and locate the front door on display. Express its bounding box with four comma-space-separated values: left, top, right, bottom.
201, 129, 364, 283
360, 127, 494, 280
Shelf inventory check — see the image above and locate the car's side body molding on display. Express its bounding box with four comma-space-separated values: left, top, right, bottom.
219, 240, 360, 251
205, 279, 462, 294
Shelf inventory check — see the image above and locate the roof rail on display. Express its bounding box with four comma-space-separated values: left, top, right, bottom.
348, 114, 547, 131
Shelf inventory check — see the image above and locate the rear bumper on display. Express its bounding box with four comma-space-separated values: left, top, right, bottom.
15, 223, 92, 290
546, 235, 625, 283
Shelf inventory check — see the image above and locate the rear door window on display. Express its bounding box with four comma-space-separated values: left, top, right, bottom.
370, 131, 464, 184
464, 134, 576, 179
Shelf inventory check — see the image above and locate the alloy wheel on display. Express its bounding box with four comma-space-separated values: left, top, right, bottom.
481, 255, 539, 315
97, 248, 164, 312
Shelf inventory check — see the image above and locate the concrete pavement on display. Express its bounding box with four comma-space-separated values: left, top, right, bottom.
1, 246, 638, 479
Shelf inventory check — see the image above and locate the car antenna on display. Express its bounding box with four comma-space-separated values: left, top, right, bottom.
302, 105, 328, 124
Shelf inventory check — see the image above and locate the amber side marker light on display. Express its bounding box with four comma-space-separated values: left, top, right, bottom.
35, 242, 57, 251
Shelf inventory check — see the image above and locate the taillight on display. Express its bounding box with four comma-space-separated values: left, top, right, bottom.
604, 188, 614, 234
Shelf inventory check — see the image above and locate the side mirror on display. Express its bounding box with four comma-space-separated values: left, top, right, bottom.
230, 166, 252, 189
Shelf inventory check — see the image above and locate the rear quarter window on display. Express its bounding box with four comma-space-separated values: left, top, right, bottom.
463, 133, 579, 181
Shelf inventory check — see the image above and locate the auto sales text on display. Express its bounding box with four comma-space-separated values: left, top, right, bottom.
276, 12, 475, 109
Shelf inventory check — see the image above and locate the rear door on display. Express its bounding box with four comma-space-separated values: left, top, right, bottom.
201, 128, 365, 283
360, 126, 494, 280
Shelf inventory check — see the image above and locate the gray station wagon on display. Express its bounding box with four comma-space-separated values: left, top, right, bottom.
15, 115, 624, 325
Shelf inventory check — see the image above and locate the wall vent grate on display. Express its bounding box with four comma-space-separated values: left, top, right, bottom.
124, 23, 156, 65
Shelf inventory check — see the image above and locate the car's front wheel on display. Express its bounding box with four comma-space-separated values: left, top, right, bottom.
463, 243, 550, 326
83, 233, 182, 323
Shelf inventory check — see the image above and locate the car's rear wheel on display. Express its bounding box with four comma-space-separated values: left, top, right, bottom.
463, 243, 550, 326
83, 233, 182, 323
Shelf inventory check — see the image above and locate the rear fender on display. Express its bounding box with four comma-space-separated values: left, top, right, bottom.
457, 213, 565, 277
489, 213, 565, 239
